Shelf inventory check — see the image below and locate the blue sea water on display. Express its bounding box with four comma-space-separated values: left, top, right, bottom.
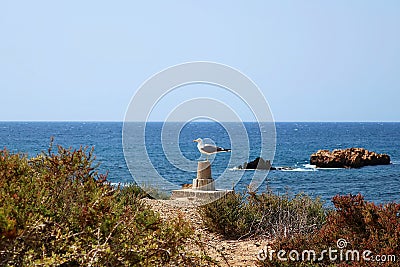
1, 122, 399, 205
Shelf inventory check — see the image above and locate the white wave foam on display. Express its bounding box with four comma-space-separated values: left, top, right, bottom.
316, 167, 344, 170
229, 167, 315, 172
229, 167, 266, 171
110, 182, 135, 187
230, 167, 243, 171
230, 164, 345, 172
303, 164, 317, 169
303, 164, 343, 170
280, 168, 316, 172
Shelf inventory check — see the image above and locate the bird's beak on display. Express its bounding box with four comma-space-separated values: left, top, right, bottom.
193, 139, 197, 142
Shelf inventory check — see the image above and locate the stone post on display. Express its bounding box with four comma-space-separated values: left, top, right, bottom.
192, 161, 215, 190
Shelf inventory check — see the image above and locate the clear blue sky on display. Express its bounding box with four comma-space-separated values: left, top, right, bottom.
1, 1, 399, 121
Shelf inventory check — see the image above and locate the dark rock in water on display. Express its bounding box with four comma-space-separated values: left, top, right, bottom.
239, 157, 274, 170
310, 148, 391, 168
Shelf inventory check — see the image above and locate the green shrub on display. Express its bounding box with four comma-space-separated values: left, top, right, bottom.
251, 191, 326, 239
0, 144, 209, 266
117, 183, 170, 200
257, 194, 400, 267
198, 191, 253, 239
198, 189, 326, 240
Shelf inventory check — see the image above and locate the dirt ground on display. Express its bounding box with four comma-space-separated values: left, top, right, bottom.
143, 198, 271, 267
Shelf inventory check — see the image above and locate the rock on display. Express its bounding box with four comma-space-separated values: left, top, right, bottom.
239, 157, 274, 170
310, 148, 390, 168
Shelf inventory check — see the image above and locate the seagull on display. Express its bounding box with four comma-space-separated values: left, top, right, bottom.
193, 138, 231, 161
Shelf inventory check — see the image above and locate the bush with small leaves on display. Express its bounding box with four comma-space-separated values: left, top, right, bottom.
257, 194, 400, 267
0, 142, 211, 266
199, 189, 326, 240
198, 191, 253, 239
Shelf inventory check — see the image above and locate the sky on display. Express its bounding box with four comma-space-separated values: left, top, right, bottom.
0, 1, 399, 122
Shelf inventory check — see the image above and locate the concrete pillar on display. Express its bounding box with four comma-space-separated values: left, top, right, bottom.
192, 161, 215, 191
197, 160, 212, 179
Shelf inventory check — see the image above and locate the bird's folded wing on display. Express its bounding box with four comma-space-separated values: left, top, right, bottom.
201, 145, 218, 153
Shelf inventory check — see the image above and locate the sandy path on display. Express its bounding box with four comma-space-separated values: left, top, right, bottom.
143, 198, 270, 267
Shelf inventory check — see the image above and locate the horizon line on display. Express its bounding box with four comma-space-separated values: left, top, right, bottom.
1, 120, 400, 123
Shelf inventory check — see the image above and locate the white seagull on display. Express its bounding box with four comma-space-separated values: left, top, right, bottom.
193, 138, 231, 161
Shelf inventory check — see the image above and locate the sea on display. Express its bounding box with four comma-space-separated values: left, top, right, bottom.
1, 122, 399, 205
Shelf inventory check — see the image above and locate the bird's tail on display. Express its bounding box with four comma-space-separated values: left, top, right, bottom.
218, 148, 231, 152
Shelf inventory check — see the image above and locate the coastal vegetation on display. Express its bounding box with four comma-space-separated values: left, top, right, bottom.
0, 144, 208, 266
257, 193, 400, 266
199, 191, 400, 266
199, 189, 326, 240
